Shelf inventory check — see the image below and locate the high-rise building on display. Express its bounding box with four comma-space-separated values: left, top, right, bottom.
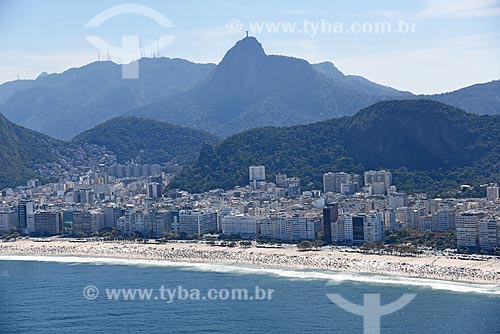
383, 210, 397, 230
323, 172, 357, 194
259, 214, 321, 241
249, 166, 266, 189
486, 184, 499, 201
147, 182, 163, 198
323, 203, 339, 244
0, 211, 18, 233
286, 177, 301, 197
395, 207, 417, 230
34, 211, 62, 236
432, 207, 455, 231
73, 189, 96, 205
117, 209, 169, 237
388, 193, 408, 210
479, 218, 499, 251
175, 210, 218, 235
323, 172, 336, 193
275, 173, 288, 188
104, 206, 122, 229
456, 211, 486, 248
333, 172, 350, 193
259, 216, 281, 240
416, 215, 433, 233
282, 214, 321, 241
222, 214, 262, 239
364, 170, 392, 195
18, 200, 34, 234
343, 212, 385, 245
72, 210, 105, 235
331, 215, 347, 245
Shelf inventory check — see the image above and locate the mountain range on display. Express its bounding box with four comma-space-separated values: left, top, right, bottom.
169, 100, 500, 196
1, 36, 499, 139
127, 37, 411, 136
2, 99, 499, 193
0, 58, 215, 140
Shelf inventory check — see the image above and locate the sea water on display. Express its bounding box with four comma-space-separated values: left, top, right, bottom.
0, 256, 499, 333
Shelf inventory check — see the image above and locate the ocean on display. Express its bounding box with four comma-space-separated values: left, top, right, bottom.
1, 256, 499, 333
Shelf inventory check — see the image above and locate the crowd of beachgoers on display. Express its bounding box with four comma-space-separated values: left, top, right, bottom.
1, 239, 499, 284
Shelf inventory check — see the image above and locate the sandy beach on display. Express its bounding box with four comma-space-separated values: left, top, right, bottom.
1, 239, 500, 285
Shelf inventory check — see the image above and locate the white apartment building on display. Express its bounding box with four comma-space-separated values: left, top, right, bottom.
479, 218, 499, 251
456, 211, 486, 248
222, 214, 261, 239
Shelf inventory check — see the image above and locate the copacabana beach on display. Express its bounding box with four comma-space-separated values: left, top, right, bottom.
1, 239, 500, 286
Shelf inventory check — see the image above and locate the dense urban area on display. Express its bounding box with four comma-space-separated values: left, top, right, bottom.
1, 162, 499, 256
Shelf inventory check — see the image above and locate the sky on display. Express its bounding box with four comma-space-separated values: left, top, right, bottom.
0, 0, 499, 94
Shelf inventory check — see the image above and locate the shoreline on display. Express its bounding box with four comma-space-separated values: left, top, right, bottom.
1, 240, 500, 286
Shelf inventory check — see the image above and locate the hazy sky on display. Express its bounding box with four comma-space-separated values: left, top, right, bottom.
0, 0, 499, 94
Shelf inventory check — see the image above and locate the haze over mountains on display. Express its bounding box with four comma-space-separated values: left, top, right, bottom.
0, 36, 499, 140
428, 80, 500, 116
127, 37, 411, 136
0, 59, 215, 140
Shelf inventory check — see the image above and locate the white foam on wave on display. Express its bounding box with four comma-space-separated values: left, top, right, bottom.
1, 254, 499, 296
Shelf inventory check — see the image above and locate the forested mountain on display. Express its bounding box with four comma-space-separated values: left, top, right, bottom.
0, 113, 220, 188
72, 117, 220, 164
169, 100, 500, 196
0, 112, 111, 188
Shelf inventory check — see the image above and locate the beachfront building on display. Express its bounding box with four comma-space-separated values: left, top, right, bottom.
221, 214, 262, 239
478, 218, 499, 251
72, 210, 105, 235
33, 211, 63, 236
343, 212, 385, 245
416, 215, 434, 233
323, 203, 339, 244
259, 216, 280, 240
104, 206, 122, 229
283, 214, 321, 241
18, 200, 34, 234
117, 209, 169, 237
456, 210, 486, 249
0, 211, 18, 233
174, 210, 218, 236
259, 214, 321, 241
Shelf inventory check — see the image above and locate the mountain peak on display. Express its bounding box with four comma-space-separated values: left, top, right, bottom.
218, 37, 266, 67
313, 61, 344, 79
